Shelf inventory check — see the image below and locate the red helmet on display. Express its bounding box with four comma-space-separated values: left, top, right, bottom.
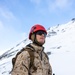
29, 24, 47, 40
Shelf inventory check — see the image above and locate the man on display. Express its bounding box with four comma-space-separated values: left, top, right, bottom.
11, 24, 52, 75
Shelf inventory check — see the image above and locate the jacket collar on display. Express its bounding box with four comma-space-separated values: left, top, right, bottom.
30, 43, 44, 53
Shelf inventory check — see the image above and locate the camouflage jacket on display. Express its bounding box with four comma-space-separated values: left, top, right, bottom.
11, 43, 52, 75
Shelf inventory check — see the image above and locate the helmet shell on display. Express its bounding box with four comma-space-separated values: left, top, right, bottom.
29, 24, 47, 40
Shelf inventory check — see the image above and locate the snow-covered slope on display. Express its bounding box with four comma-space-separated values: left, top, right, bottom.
0, 19, 75, 75
44, 20, 75, 75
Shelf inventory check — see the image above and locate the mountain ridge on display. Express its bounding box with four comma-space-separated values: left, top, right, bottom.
0, 19, 75, 75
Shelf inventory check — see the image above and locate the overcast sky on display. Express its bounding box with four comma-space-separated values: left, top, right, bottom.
0, 0, 75, 52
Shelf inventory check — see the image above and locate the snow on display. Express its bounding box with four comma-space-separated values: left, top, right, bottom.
0, 20, 75, 75
50, 52, 75, 75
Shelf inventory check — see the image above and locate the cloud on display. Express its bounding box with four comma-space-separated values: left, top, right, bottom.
48, 0, 74, 11
30, 0, 41, 5
55, 0, 70, 8
30, 0, 74, 14
0, 25, 24, 51
52, 0, 69, 9
0, 7, 16, 20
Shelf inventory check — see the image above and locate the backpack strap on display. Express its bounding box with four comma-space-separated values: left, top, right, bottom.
27, 50, 37, 70
26, 44, 37, 71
